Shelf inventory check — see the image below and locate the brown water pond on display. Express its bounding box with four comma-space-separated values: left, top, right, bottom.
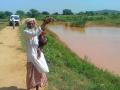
48, 25, 120, 75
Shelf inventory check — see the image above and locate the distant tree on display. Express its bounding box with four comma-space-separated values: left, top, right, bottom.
118, 13, 120, 15
63, 9, 73, 15
94, 12, 98, 15
85, 11, 94, 16
102, 12, 109, 15
16, 10, 25, 18
26, 12, 31, 17
26, 9, 40, 18
77, 12, 85, 15
52, 12, 59, 15
4, 11, 13, 17
110, 13, 119, 19
0, 11, 6, 19
41, 11, 49, 15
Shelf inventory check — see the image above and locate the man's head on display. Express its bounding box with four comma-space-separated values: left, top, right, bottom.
25, 18, 36, 29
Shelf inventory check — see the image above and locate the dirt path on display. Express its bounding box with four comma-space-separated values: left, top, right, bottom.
0, 26, 26, 90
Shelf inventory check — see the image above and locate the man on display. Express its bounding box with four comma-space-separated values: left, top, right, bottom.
24, 17, 53, 90
11, 17, 15, 29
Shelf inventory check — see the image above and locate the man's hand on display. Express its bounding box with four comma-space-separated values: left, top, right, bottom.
43, 16, 54, 25
37, 48, 41, 59
41, 16, 54, 31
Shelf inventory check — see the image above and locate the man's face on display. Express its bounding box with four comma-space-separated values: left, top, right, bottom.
27, 21, 35, 29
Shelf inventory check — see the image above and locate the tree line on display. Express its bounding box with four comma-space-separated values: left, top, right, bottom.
0, 9, 70, 19
0, 9, 120, 19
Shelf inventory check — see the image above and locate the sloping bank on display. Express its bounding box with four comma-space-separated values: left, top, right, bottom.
0, 21, 8, 30
19, 25, 120, 90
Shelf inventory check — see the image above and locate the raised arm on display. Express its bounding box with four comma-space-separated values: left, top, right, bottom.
41, 16, 54, 31
24, 28, 42, 38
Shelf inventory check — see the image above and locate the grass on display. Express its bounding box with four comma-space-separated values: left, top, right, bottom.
19, 24, 120, 90
87, 16, 120, 27
39, 15, 120, 27
18, 25, 26, 52
0, 19, 8, 30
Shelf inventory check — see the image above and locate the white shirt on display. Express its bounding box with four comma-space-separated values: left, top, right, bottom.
11, 17, 15, 22
24, 27, 42, 62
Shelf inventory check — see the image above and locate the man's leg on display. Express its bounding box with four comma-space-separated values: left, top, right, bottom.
12, 21, 15, 29
36, 85, 39, 90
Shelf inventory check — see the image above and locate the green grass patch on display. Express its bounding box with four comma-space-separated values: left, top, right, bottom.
49, 15, 120, 27
0, 20, 8, 30
19, 25, 120, 90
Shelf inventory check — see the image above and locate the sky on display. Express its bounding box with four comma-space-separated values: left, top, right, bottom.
0, 0, 120, 14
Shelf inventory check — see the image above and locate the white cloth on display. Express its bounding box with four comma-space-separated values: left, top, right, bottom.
24, 27, 42, 62
11, 17, 15, 22
32, 52, 49, 73
25, 18, 36, 24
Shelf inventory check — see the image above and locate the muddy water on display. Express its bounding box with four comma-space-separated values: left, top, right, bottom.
48, 25, 120, 75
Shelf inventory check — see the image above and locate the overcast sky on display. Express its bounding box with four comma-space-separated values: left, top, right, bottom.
0, 0, 120, 13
